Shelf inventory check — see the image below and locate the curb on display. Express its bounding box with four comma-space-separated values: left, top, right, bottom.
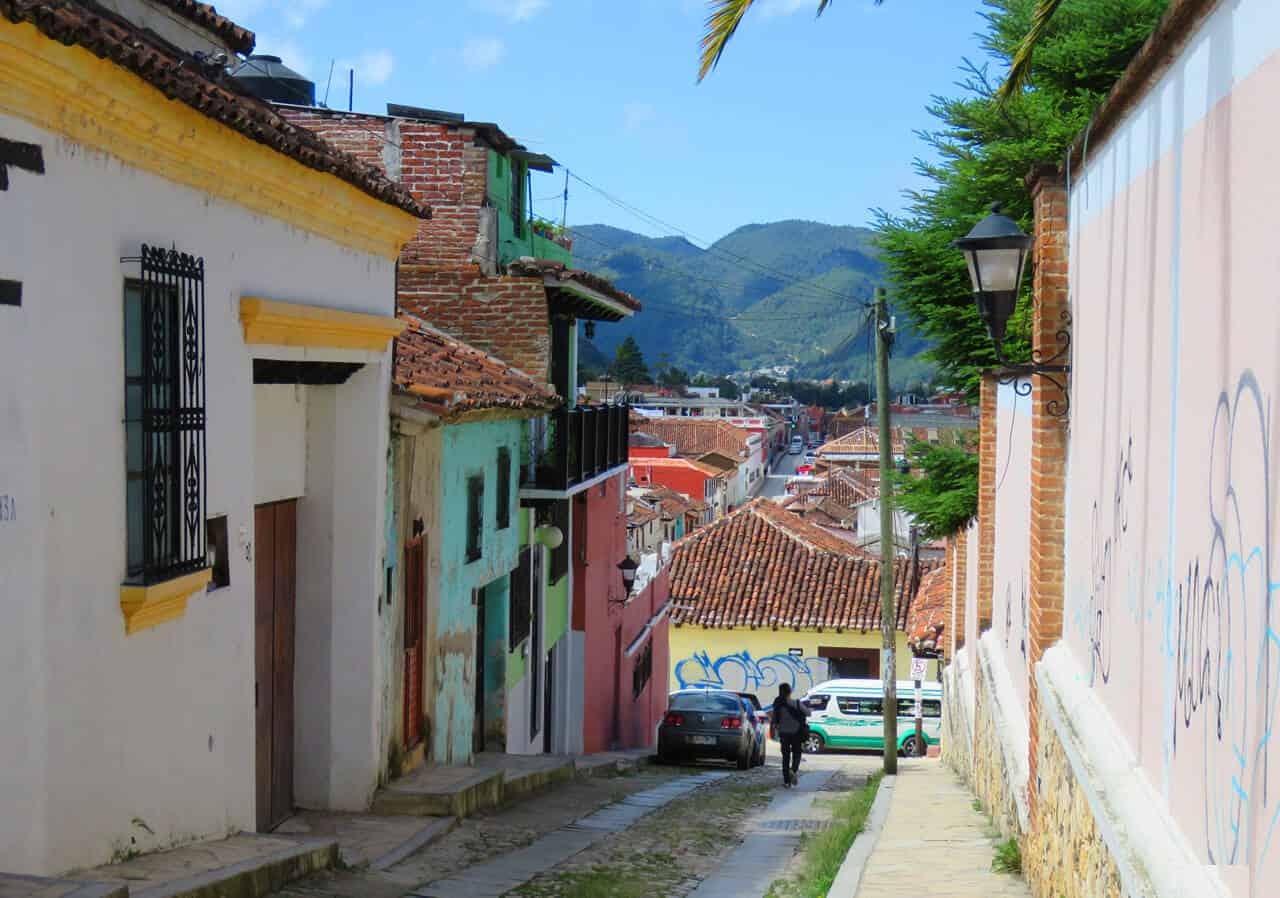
828, 775, 895, 897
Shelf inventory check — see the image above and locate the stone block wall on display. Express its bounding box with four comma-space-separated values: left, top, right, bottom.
942, 653, 975, 785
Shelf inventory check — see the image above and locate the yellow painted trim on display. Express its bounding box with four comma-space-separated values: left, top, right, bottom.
240, 297, 405, 350
119, 568, 213, 636
0, 19, 419, 259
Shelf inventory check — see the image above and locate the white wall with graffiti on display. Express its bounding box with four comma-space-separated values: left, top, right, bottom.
668, 626, 915, 707
993, 377, 1031, 715
1060, 1, 1280, 891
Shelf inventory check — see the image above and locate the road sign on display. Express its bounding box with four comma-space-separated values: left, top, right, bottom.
910, 657, 928, 680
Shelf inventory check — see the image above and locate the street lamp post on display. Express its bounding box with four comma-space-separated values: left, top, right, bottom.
953, 203, 1071, 417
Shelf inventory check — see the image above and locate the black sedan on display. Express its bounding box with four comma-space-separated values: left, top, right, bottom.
657, 689, 759, 769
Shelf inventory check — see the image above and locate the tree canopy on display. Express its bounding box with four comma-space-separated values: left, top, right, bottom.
612, 336, 651, 385
890, 441, 980, 541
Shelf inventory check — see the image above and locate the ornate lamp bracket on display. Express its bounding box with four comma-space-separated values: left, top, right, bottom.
994, 310, 1072, 419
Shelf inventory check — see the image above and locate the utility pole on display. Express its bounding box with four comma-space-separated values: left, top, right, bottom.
875, 286, 898, 776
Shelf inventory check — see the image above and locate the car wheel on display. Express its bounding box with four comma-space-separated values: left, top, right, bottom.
802, 732, 824, 754
900, 735, 924, 757
758, 739, 767, 766
736, 746, 751, 770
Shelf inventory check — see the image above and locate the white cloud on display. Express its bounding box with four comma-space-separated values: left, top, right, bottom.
470, 0, 549, 22
253, 34, 312, 78
283, 0, 328, 29
622, 102, 658, 132
337, 49, 395, 86
461, 37, 505, 72
757, 0, 813, 18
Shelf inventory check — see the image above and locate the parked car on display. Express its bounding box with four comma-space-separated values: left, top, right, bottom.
798, 678, 942, 756
803, 450, 818, 464
789, 436, 804, 454
658, 689, 762, 768
735, 692, 769, 763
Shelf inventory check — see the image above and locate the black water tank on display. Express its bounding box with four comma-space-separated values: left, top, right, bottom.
231, 54, 315, 106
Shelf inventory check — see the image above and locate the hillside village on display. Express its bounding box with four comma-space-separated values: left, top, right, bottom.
1, 1, 1277, 897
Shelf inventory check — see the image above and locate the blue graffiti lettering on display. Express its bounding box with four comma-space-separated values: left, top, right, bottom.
673, 649, 828, 696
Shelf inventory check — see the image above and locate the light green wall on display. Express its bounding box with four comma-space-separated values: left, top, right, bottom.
431, 417, 523, 764
487, 150, 572, 267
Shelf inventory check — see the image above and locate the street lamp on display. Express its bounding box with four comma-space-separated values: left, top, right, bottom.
618, 555, 640, 596
953, 202, 1071, 417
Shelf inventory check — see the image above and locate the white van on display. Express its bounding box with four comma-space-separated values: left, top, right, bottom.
789, 436, 804, 454
798, 678, 942, 756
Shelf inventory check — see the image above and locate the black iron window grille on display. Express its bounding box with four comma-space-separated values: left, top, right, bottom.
122, 245, 207, 584
632, 640, 652, 700
466, 475, 485, 562
497, 447, 511, 530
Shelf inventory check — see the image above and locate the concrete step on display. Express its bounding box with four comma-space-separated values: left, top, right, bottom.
275, 812, 456, 870
0, 873, 127, 898
372, 766, 505, 818
83, 833, 336, 898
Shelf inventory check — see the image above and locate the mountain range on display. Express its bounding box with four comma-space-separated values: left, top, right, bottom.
568, 220, 932, 382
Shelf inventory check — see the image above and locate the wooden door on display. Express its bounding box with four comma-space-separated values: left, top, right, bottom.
254, 500, 296, 832
403, 539, 425, 750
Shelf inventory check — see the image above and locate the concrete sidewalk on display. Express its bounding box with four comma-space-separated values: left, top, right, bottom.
848, 760, 1031, 898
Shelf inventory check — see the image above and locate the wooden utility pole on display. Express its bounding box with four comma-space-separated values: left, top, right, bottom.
875, 287, 898, 775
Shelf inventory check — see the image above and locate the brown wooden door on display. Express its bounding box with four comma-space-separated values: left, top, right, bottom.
403, 538, 425, 750
255, 500, 296, 832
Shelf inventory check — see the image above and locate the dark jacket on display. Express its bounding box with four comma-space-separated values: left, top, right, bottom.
771, 696, 810, 737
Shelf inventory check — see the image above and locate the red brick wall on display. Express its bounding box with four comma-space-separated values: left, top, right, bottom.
398, 265, 551, 382
1025, 168, 1069, 821
977, 374, 997, 632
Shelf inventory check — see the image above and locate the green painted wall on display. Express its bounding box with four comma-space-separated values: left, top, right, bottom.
482, 577, 509, 747
487, 150, 572, 267
431, 417, 523, 764
544, 567, 569, 649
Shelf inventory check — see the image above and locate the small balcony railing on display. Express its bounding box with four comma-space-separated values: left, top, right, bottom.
524, 403, 630, 493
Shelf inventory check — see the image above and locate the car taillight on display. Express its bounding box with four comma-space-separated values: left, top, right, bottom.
663, 712, 684, 726
720, 717, 742, 729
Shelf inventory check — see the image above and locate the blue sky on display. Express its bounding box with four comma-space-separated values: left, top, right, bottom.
222, 0, 996, 243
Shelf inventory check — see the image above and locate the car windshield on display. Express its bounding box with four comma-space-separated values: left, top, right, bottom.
738, 693, 762, 710
669, 692, 742, 713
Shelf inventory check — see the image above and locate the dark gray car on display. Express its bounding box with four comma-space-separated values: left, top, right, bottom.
657, 689, 756, 768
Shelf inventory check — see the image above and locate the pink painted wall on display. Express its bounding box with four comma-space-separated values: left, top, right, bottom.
574, 474, 671, 754
993, 378, 1031, 713
1063, 3, 1280, 890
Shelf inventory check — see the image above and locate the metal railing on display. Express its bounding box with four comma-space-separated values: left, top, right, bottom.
525, 403, 630, 491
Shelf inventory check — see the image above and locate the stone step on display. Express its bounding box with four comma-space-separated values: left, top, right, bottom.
0, 873, 127, 898
372, 767, 506, 819
84, 834, 336, 898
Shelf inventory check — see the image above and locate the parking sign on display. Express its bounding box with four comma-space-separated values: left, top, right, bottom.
910, 657, 928, 680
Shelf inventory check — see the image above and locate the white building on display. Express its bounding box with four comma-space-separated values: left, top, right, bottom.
0, 0, 422, 874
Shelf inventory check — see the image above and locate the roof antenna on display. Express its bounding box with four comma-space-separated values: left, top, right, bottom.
323, 58, 335, 107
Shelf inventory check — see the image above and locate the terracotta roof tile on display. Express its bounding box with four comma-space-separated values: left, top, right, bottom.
151, 0, 254, 53
907, 564, 950, 657
670, 499, 933, 631
2, 0, 428, 218
393, 316, 559, 420
630, 418, 751, 459
507, 258, 641, 311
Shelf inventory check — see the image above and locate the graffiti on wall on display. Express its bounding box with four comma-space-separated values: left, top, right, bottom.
1159, 373, 1278, 866
1003, 573, 1027, 664
1084, 434, 1134, 687
673, 650, 828, 695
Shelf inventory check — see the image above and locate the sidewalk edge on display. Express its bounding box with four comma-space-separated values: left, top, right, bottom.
828, 775, 895, 897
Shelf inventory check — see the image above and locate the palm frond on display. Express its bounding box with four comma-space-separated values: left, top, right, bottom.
997, 0, 1064, 102
698, 1, 882, 83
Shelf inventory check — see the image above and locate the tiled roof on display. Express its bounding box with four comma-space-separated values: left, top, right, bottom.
631, 418, 750, 459
628, 504, 660, 527
818, 426, 971, 459
907, 564, 950, 657
641, 485, 707, 516
790, 468, 878, 507
631, 456, 723, 479
670, 499, 932, 631
393, 316, 559, 420
507, 258, 642, 311
2, 0, 428, 219
630, 432, 667, 448
152, 0, 254, 52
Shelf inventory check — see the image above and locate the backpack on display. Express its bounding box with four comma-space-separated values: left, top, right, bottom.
780, 698, 810, 739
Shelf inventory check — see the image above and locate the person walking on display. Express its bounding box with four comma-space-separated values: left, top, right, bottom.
771, 683, 810, 788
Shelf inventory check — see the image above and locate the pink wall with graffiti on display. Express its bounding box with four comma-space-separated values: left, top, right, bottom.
993, 378, 1031, 714
1063, 2, 1280, 890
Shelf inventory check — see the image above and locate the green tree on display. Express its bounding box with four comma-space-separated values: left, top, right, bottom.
873, 0, 1167, 397
890, 441, 979, 540
712, 376, 741, 399
612, 336, 651, 385
698, 0, 1070, 98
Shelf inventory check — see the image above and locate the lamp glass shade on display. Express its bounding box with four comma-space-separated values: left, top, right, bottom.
964, 247, 1026, 294
618, 555, 640, 592
535, 524, 564, 549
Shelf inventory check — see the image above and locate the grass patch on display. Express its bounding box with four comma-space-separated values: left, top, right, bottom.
554, 868, 656, 898
972, 798, 983, 813
766, 773, 882, 898
992, 837, 1022, 874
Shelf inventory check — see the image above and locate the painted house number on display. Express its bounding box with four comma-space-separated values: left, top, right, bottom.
0, 495, 14, 521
